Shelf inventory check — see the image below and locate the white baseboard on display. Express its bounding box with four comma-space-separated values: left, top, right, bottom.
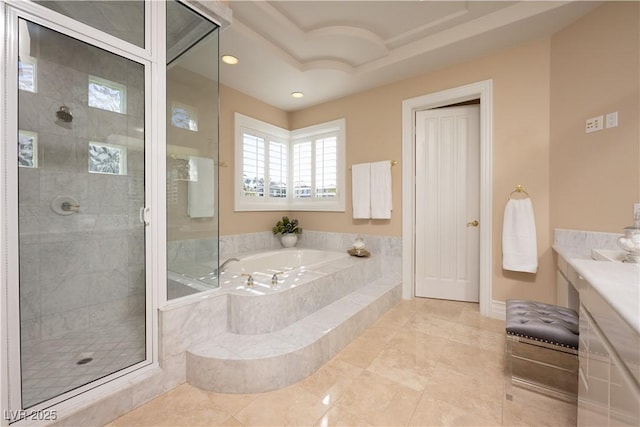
491, 300, 506, 320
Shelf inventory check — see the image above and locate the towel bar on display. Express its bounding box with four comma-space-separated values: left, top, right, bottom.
349, 160, 396, 170
509, 184, 529, 198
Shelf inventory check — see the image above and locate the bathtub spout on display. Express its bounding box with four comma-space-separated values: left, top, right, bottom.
218, 257, 239, 274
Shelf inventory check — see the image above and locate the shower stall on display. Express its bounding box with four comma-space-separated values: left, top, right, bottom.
1, 0, 220, 420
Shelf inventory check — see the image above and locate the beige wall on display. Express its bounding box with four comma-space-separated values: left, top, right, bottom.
218, 2, 639, 304
288, 84, 404, 236
550, 1, 640, 232
219, 85, 290, 235
291, 38, 554, 303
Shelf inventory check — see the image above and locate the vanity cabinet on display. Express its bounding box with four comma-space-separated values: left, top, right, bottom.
556, 256, 580, 312
555, 251, 640, 427
610, 354, 640, 426
578, 305, 613, 426
575, 276, 640, 427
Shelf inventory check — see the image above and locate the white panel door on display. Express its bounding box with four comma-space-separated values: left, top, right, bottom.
415, 105, 480, 301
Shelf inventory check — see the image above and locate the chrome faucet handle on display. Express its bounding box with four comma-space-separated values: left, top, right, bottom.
241, 273, 254, 287
61, 201, 80, 212
271, 271, 283, 284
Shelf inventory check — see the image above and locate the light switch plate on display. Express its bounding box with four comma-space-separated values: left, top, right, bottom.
586, 116, 603, 133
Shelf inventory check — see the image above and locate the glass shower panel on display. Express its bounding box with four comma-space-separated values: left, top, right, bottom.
34, 1, 145, 48
17, 19, 146, 408
166, 2, 219, 300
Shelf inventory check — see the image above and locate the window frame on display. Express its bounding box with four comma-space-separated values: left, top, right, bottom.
290, 119, 345, 211
234, 113, 290, 211
234, 113, 345, 212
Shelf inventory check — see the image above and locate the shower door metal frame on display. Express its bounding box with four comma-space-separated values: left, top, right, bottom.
1, 0, 163, 419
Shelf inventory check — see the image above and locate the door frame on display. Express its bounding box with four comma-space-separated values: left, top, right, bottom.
401, 80, 494, 317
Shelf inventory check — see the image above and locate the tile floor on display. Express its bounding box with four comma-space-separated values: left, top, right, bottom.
107, 299, 577, 426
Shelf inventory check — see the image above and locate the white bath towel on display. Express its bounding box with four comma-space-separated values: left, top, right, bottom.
352, 163, 371, 219
370, 161, 392, 219
502, 198, 538, 273
188, 156, 214, 218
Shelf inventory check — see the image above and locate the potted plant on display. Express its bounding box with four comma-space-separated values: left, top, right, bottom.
272, 216, 302, 248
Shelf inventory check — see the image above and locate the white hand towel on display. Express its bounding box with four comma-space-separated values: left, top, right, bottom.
352, 163, 371, 219
188, 156, 215, 218
370, 161, 392, 219
502, 198, 538, 273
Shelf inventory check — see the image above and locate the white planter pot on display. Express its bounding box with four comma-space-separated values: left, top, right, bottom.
280, 234, 298, 248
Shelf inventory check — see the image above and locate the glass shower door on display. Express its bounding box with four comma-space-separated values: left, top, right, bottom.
17, 18, 147, 408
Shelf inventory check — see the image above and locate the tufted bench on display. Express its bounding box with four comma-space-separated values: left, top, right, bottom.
505, 299, 579, 402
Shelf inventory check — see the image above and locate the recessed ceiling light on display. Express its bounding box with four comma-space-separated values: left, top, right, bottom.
291, 92, 304, 98
221, 55, 238, 65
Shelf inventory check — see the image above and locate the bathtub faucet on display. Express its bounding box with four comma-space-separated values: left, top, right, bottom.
217, 257, 239, 274
241, 273, 254, 287
271, 271, 283, 285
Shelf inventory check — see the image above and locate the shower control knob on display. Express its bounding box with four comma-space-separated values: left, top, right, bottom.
62, 201, 80, 212
51, 196, 80, 216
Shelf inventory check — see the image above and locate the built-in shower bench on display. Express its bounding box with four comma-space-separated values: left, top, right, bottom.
186, 276, 400, 393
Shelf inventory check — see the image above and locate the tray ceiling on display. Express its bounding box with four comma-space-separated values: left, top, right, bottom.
213, 1, 599, 111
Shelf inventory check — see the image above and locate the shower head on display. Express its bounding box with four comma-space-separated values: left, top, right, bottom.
56, 106, 73, 123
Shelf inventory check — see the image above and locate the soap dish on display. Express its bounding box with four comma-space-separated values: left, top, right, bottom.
348, 248, 371, 257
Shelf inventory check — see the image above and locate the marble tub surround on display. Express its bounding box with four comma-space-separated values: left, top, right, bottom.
187, 277, 401, 393
168, 230, 402, 295
159, 241, 400, 395
217, 230, 402, 288
219, 230, 401, 260
223, 253, 380, 334
186, 249, 400, 393
159, 292, 228, 362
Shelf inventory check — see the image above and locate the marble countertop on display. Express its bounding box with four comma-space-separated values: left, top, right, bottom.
554, 244, 640, 334
553, 244, 591, 262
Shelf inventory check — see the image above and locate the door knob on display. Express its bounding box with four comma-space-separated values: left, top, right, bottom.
467, 220, 479, 227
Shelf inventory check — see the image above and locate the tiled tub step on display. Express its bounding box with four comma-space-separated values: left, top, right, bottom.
186, 277, 401, 393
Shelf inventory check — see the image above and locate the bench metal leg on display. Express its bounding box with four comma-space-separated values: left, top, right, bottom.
505, 334, 578, 403
505, 334, 515, 401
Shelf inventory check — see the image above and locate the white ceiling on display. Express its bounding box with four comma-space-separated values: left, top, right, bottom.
219, 1, 600, 112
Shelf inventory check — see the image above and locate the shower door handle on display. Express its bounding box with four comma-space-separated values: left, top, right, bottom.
139, 207, 150, 225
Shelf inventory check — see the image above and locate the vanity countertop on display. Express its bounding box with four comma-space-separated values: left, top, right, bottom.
552, 244, 591, 262
554, 244, 640, 334
571, 259, 639, 334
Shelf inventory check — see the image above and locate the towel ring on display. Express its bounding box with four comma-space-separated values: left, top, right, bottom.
509, 185, 529, 199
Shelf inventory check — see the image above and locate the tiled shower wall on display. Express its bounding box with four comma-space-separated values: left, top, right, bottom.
18, 25, 146, 343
